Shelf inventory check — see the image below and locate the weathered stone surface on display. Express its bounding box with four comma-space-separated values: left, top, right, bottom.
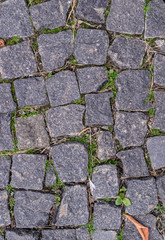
106, 0, 145, 34
55, 185, 89, 226
76, 227, 90, 240
77, 67, 108, 94
0, 191, 11, 226
75, 29, 109, 65
114, 112, 148, 148
145, 0, 165, 38
29, 0, 72, 31
93, 203, 121, 230
123, 214, 162, 240
76, 0, 109, 23
0, 114, 14, 151
154, 54, 165, 87
117, 148, 149, 178
6, 230, 39, 240
11, 154, 46, 190
0, 156, 11, 188
156, 175, 165, 208
0, 0, 34, 38
93, 230, 117, 240
155, 40, 165, 53
46, 104, 85, 138
15, 114, 49, 150
85, 93, 113, 126
125, 178, 158, 215
147, 136, 165, 169
0, 236, 3, 240
152, 91, 165, 131
42, 229, 76, 240
38, 31, 73, 71
116, 70, 152, 111
14, 77, 48, 108
14, 191, 54, 228
45, 167, 56, 187
92, 165, 119, 199
51, 143, 88, 183
97, 131, 116, 160
0, 83, 16, 113
46, 71, 80, 107
108, 37, 146, 69
0, 41, 37, 80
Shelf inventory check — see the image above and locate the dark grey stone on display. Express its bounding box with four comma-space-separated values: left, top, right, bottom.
154, 54, 165, 87
6, 230, 39, 240
155, 40, 165, 53
0, 0, 34, 38
15, 114, 49, 150
46, 71, 80, 107
76, 227, 90, 240
55, 185, 89, 226
147, 136, 165, 170
85, 93, 113, 126
46, 104, 85, 138
117, 148, 149, 178
116, 70, 152, 111
114, 112, 148, 148
75, 29, 109, 65
152, 91, 165, 131
45, 167, 56, 187
29, 0, 72, 31
77, 67, 108, 94
93, 203, 121, 230
50, 143, 88, 183
106, 0, 145, 34
0, 114, 14, 151
14, 77, 48, 108
125, 178, 158, 215
0, 84, 16, 113
42, 229, 76, 240
76, 0, 109, 23
14, 191, 55, 228
0, 41, 37, 80
37, 31, 73, 71
145, 0, 165, 38
0, 156, 11, 188
11, 154, 46, 190
0, 191, 11, 226
92, 165, 119, 199
93, 230, 117, 240
108, 37, 146, 69
123, 214, 162, 240
97, 131, 116, 160
156, 175, 165, 208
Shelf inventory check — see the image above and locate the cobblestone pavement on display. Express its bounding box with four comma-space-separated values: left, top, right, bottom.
0, 0, 165, 239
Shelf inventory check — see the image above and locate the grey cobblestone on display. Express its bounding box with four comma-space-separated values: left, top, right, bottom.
5, 230, 39, 240
156, 40, 165, 53
42, 229, 76, 240
156, 175, 165, 208
154, 54, 165, 87
45, 167, 56, 187
93, 230, 116, 240
0, 156, 11, 188
152, 91, 165, 131
0, 114, 14, 151
0, 191, 11, 226
0, 83, 16, 114
76, 227, 90, 240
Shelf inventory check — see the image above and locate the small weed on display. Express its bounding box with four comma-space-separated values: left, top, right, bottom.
6, 36, 20, 45
156, 204, 165, 214
115, 187, 131, 207
145, 38, 155, 47
144, 87, 155, 105
41, 26, 69, 34
73, 29, 77, 38
116, 229, 123, 240
101, 198, 113, 203
7, 185, 15, 217
33, 40, 38, 51
70, 56, 78, 66
73, 96, 85, 105
85, 216, 96, 235
80, 22, 90, 29
0, 78, 3, 83
11, 83, 17, 103
19, 106, 39, 118
144, 0, 151, 19
104, 9, 110, 15
108, 125, 113, 132
149, 129, 162, 136
148, 108, 155, 116
27, 0, 42, 6
0, 228, 3, 236
54, 175, 65, 207
144, 152, 152, 169
46, 72, 53, 79
25, 149, 36, 154
11, 111, 16, 135
101, 69, 118, 97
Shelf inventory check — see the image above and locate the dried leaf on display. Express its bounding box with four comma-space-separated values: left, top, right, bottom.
78, 127, 90, 135
0, 39, 5, 48
124, 214, 149, 240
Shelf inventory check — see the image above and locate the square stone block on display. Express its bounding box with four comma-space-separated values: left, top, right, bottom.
0, 191, 11, 226
154, 54, 165, 87
93, 230, 116, 240
5, 230, 39, 240
156, 175, 165, 208
152, 91, 165, 131
41, 229, 76, 240
0, 156, 11, 188
0, 114, 14, 151
0, 83, 16, 114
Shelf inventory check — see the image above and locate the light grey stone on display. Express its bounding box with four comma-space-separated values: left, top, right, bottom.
75, 29, 109, 65
114, 112, 148, 148
154, 54, 165, 87
46, 71, 80, 107
11, 154, 46, 190
0, 0, 34, 38
0, 41, 37, 80
145, 0, 165, 38
92, 165, 119, 199
76, 227, 90, 240
106, 0, 145, 34
93, 230, 117, 240
156, 175, 165, 208
117, 148, 149, 178
0, 236, 3, 240
45, 167, 56, 187
29, 0, 72, 31
14, 77, 48, 108
97, 131, 116, 160
93, 203, 121, 230
125, 178, 158, 215
0, 114, 14, 151
77, 67, 108, 94
147, 136, 165, 169
108, 37, 146, 69
85, 93, 113, 126
42, 229, 76, 240
152, 91, 165, 131
116, 70, 152, 111
46, 104, 85, 138
14, 191, 55, 228
15, 114, 49, 150
38, 31, 73, 71
0, 191, 11, 226
0, 83, 16, 113
155, 40, 165, 53
51, 143, 88, 183
6, 230, 39, 240
0, 156, 11, 188
55, 185, 89, 226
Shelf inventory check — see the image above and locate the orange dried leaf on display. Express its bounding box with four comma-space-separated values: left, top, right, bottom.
0, 39, 5, 47
78, 127, 90, 136
124, 213, 149, 240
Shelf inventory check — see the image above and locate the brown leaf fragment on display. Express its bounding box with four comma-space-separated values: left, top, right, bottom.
124, 213, 149, 240
0, 39, 5, 47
